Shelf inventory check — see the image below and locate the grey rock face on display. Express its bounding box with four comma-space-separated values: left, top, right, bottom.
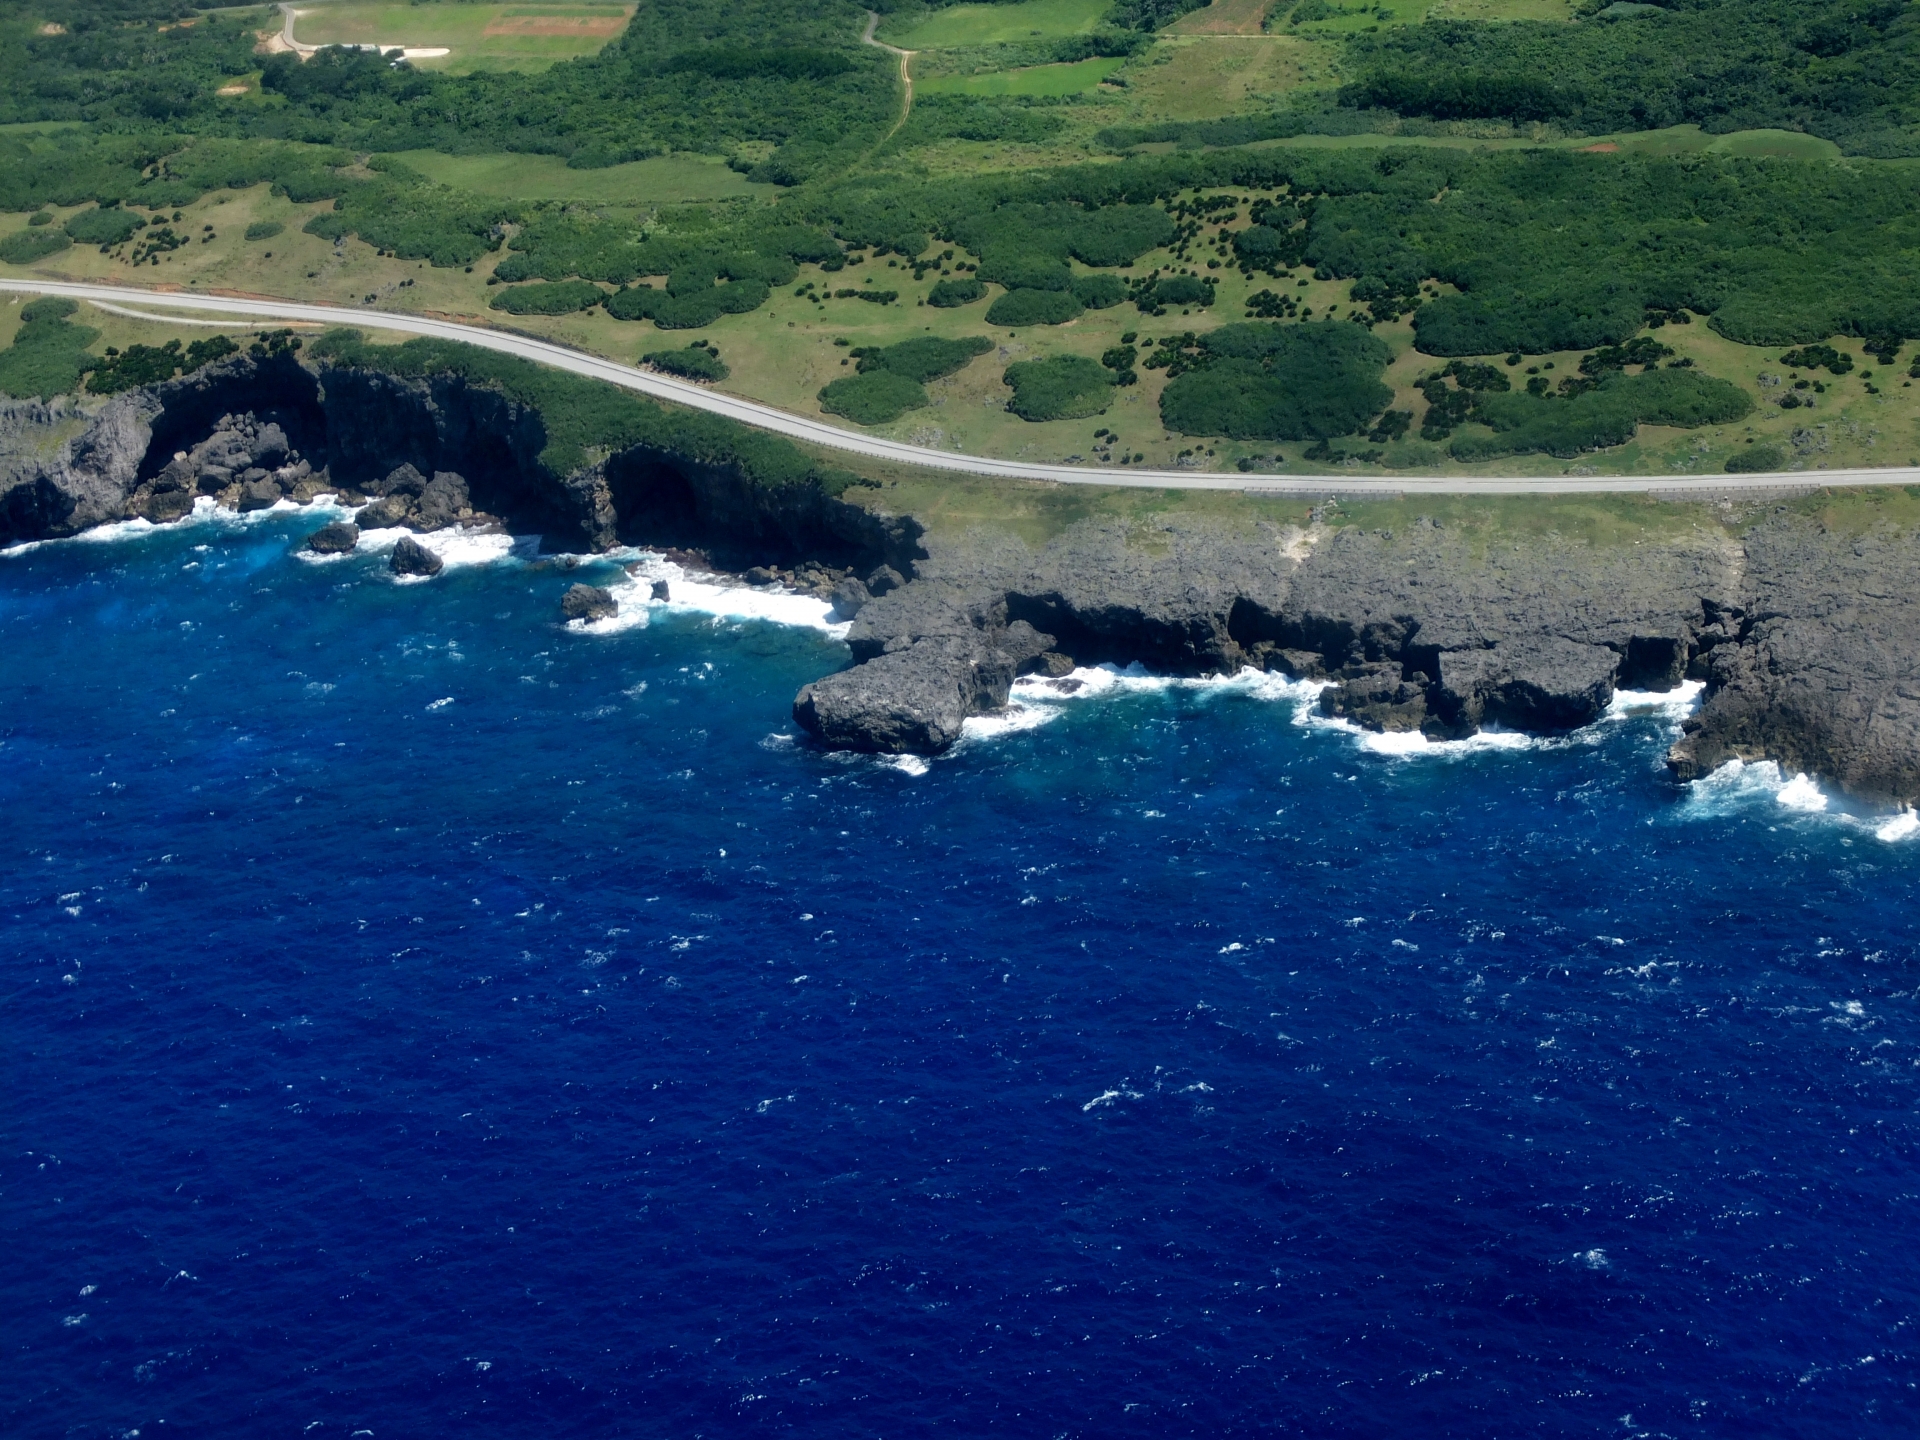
414, 470, 470, 530
238, 477, 283, 512
561, 583, 617, 622
651, 579, 671, 601
357, 495, 415, 529
389, 535, 444, 577
1319, 662, 1430, 732
1666, 518, 1920, 803
1429, 637, 1621, 735
828, 576, 872, 621
796, 514, 1735, 760
794, 637, 1016, 754
307, 521, 360, 554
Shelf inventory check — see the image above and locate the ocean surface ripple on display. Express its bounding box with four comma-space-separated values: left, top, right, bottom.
4, 511, 1917, 1438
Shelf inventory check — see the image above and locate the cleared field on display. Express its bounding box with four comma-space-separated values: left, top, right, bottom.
1117, 36, 1326, 123
385, 150, 774, 206
918, 56, 1125, 97
1166, 0, 1281, 35
882, 0, 1110, 48
288, 2, 633, 72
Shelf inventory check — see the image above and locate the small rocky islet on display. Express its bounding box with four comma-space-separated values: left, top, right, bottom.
3, 348, 1918, 806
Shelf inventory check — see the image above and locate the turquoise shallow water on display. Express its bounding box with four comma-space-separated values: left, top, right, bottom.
4, 505, 1918, 1438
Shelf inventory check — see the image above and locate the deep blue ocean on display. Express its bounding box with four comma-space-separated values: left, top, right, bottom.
5, 504, 1918, 1440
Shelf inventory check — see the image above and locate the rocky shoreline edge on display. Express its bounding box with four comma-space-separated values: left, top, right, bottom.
4, 349, 1917, 806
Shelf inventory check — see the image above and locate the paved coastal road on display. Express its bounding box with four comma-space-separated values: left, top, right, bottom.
7, 277, 1914, 496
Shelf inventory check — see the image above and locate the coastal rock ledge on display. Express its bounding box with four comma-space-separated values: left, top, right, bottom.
5, 352, 1916, 806
789, 514, 1920, 808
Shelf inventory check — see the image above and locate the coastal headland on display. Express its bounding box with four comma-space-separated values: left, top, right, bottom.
6, 338, 1918, 808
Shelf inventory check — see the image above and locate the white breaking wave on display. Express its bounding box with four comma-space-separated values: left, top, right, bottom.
352, 522, 520, 579
560, 550, 847, 637
5, 494, 354, 557
1684, 758, 1918, 843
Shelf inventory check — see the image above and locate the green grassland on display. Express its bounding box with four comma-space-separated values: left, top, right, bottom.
918, 57, 1126, 97
384, 150, 774, 206
289, 2, 636, 73
882, 0, 1114, 49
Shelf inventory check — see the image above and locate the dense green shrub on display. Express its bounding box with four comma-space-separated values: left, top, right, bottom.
64, 206, 144, 246
489, 281, 608, 316
0, 298, 98, 399
986, 288, 1085, 327
978, 254, 1072, 291
1003, 356, 1113, 422
1454, 369, 1753, 460
606, 279, 772, 328
854, 335, 992, 384
1778, 344, 1855, 375
901, 95, 1066, 147
817, 370, 928, 425
244, 220, 284, 242
87, 340, 183, 394
1231, 223, 1307, 270
1071, 274, 1128, 310
83, 333, 243, 395
1339, 0, 1920, 157
642, 344, 730, 381
1159, 322, 1393, 440
0, 227, 72, 264
1137, 274, 1215, 312
928, 277, 987, 307
1726, 443, 1786, 473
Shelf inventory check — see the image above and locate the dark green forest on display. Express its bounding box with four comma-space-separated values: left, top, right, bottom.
0, 0, 899, 182
1341, 0, 1920, 157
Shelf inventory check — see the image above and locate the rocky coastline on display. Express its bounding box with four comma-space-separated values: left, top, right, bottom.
4, 351, 1917, 807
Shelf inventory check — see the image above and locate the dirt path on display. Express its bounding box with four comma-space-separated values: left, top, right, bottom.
862, 11, 915, 146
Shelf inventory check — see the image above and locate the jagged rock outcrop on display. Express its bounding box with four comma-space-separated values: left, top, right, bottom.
389, 535, 444, 577
561, 583, 617, 622
307, 521, 359, 554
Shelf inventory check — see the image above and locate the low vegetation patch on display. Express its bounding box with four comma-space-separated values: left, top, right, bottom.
0, 227, 71, 265
1454, 369, 1755, 461
87, 335, 239, 395
1726, 443, 1787, 473
986, 288, 1085, 327
817, 370, 930, 426
1156, 322, 1393, 440
641, 343, 730, 382
0, 297, 98, 400
853, 335, 994, 384
489, 280, 608, 315
928, 277, 988, 308
1004, 354, 1113, 422
64, 205, 144, 247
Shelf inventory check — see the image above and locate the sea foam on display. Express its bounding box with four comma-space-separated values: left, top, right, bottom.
1684, 758, 1918, 842
561, 551, 847, 637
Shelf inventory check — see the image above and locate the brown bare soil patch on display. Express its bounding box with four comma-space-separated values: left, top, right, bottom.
1580, 142, 1621, 153
483, 15, 627, 37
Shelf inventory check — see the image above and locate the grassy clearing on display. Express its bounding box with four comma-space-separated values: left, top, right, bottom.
882, 0, 1111, 49
1114, 36, 1325, 123
1427, 0, 1577, 17
1166, 0, 1283, 36
384, 150, 774, 206
919, 57, 1126, 97
289, 2, 634, 73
